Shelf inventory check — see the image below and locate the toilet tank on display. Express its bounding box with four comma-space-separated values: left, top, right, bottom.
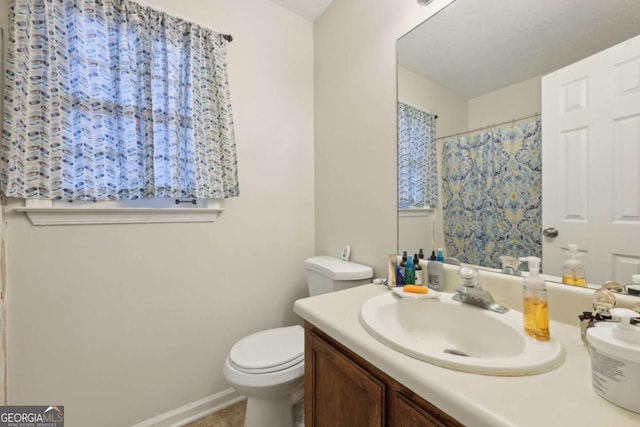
305, 256, 373, 296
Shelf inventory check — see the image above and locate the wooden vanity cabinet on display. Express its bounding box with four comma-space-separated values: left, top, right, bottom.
305, 323, 464, 427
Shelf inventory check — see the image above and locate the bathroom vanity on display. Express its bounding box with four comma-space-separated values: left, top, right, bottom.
293, 284, 640, 427
305, 322, 462, 426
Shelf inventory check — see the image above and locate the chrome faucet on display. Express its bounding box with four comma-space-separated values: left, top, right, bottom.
452, 266, 509, 314
499, 256, 521, 276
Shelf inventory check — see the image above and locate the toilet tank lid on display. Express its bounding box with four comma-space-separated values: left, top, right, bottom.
305, 256, 373, 281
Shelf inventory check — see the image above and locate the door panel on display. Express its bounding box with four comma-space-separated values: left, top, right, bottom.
542, 34, 640, 284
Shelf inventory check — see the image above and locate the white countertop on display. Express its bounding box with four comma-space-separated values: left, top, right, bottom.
293, 284, 640, 427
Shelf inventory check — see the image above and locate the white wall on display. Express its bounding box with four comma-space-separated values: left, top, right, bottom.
4, 1, 314, 426
398, 212, 432, 258
314, 0, 454, 276
468, 76, 541, 129
397, 66, 468, 139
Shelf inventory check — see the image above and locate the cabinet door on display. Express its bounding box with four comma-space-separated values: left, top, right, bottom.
305, 329, 385, 427
392, 391, 463, 427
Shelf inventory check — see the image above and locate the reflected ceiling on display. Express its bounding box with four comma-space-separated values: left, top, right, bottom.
397, 0, 640, 98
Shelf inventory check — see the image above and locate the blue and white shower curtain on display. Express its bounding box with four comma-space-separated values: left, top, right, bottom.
441, 119, 542, 268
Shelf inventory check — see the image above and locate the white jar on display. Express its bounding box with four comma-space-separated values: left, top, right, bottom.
587, 308, 640, 414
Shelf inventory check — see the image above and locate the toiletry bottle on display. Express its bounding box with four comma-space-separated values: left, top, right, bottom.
395, 264, 405, 287
400, 250, 408, 278
427, 249, 444, 291
405, 255, 416, 285
413, 253, 423, 285
418, 248, 425, 260
387, 254, 397, 289
561, 243, 587, 287
519, 256, 550, 341
436, 248, 444, 262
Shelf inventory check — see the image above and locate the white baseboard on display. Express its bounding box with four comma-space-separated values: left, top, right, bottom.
131, 388, 245, 427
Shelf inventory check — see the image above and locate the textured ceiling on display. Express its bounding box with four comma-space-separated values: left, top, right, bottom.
398, 0, 640, 98
268, 0, 334, 21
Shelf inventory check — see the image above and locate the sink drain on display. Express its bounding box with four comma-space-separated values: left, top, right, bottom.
444, 348, 470, 357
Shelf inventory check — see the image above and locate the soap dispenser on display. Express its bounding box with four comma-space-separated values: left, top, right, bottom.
561, 243, 587, 287
587, 308, 640, 414
519, 256, 550, 341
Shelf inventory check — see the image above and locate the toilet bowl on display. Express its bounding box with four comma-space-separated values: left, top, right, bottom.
223, 256, 373, 427
223, 326, 305, 427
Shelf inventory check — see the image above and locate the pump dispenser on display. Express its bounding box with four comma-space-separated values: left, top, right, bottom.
519, 256, 550, 341
562, 243, 587, 287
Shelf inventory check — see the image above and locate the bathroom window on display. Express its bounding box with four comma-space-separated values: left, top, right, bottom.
2, 0, 238, 224
397, 102, 438, 209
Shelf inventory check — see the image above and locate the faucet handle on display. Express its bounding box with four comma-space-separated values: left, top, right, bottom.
499, 256, 522, 275
457, 266, 479, 287
601, 281, 625, 293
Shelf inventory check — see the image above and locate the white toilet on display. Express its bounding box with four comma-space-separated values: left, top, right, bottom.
223, 256, 373, 427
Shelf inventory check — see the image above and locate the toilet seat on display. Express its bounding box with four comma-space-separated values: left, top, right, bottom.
229, 325, 304, 374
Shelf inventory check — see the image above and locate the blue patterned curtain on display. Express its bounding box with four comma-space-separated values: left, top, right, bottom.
398, 103, 438, 208
441, 119, 542, 268
2, 0, 239, 201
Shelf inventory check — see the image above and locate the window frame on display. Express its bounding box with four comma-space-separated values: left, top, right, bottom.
14, 198, 224, 226
4, 2, 237, 221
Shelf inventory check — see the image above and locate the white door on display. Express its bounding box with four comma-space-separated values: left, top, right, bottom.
542, 34, 640, 285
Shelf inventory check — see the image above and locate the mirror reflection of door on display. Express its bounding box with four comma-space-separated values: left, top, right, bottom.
542, 34, 640, 284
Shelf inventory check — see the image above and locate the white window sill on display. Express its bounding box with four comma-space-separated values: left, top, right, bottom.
398, 207, 434, 218
12, 199, 223, 226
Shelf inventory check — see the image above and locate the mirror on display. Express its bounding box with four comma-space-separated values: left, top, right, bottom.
397, 0, 640, 288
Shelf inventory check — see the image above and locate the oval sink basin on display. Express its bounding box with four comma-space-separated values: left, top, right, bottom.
359, 292, 565, 376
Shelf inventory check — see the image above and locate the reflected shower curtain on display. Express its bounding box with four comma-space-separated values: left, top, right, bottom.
441, 119, 542, 268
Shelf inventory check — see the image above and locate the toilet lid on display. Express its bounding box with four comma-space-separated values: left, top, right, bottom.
229, 325, 304, 374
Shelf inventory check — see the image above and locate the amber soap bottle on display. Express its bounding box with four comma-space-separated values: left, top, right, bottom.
519, 256, 550, 341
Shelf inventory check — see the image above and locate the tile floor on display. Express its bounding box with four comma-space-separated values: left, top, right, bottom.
184, 400, 246, 427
